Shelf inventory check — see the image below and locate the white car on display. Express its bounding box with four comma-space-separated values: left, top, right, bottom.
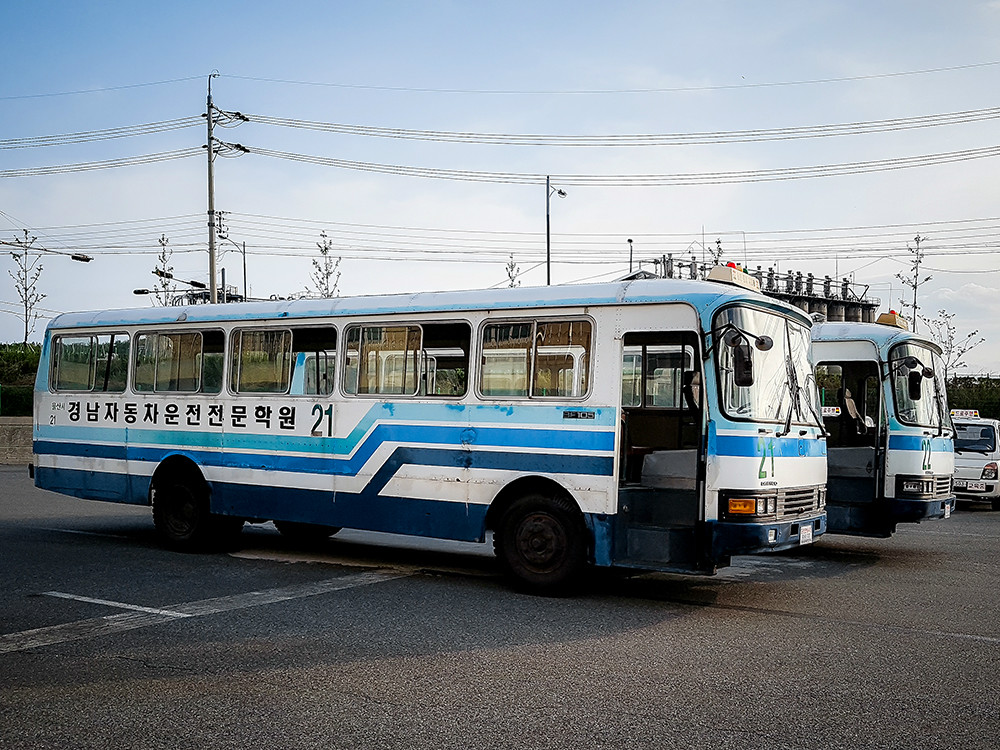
953, 417, 1000, 509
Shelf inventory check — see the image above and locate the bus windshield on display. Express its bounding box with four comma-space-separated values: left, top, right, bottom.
888, 343, 947, 428
714, 306, 819, 429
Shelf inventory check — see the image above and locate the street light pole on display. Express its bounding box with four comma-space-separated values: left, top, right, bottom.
545, 176, 567, 286
546, 176, 551, 286
219, 233, 248, 300
628, 238, 633, 273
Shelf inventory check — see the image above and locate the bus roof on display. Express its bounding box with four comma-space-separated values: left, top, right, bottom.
45, 277, 812, 331
812, 320, 942, 354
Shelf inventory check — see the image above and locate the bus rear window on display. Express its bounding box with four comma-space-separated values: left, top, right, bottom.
51, 333, 129, 393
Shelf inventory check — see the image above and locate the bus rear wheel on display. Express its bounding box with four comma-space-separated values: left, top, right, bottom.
495, 493, 587, 594
273, 520, 341, 545
152, 476, 242, 552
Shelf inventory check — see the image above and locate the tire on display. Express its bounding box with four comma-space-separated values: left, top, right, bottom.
273, 520, 341, 545
495, 493, 587, 594
993, 499, 1000, 512
152, 474, 242, 552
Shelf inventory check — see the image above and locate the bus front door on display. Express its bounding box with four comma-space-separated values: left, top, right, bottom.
615, 331, 709, 571
817, 361, 888, 535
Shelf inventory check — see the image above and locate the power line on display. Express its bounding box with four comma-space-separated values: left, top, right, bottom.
0, 148, 203, 178
247, 144, 1000, 186
0, 117, 203, 149
14, 207, 1000, 270
244, 106, 1000, 146
223, 60, 1000, 95
0, 75, 205, 102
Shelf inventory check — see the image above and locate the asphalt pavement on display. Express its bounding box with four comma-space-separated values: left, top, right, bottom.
1, 465, 998, 750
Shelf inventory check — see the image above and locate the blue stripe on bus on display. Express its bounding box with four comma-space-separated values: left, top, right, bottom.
714, 433, 827, 458
34, 439, 615, 481
888, 434, 954, 452
36, 418, 613, 473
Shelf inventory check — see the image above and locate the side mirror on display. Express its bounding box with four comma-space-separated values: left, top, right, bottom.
734, 341, 754, 387
908, 369, 923, 401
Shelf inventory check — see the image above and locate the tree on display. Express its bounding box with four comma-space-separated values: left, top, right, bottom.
506, 254, 520, 288
7, 230, 45, 345
152, 234, 177, 306
308, 231, 341, 298
895, 235, 931, 333
920, 308, 985, 379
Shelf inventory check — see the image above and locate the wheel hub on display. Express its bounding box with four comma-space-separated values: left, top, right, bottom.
516, 512, 567, 568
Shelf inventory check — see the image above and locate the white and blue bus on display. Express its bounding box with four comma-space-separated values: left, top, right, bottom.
813, 314, 955, 537
32, 271, 827, 591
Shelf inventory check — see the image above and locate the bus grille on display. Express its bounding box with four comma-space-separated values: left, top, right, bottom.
934, 476, 953, 499
778, 486, 826, 516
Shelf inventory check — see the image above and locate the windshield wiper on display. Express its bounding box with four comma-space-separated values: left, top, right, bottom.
775, 345, 826, 438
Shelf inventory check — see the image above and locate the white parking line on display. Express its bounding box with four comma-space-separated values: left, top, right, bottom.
43, 591, 193, 618
0, 569, 407, 654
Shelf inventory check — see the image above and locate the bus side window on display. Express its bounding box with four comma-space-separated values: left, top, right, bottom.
619, 332, 700, 485
481, 322, 532, 397
420, 322, 471, 397
52, 335, 96, 391
230, 329, 292, 394
816, 364, 844, 444
344, 325, 421, 396
134, 332, 203, 393
480, 319, 592, 399
290, 326, 338, 396
200, 330, 224, 394
817, 361, 879, 447
533, 320, 591, 398
51, 333, 130, 393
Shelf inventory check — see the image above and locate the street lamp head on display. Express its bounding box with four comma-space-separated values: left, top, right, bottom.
70, 253, 93, 263
133, 289, 151, 295
556, 189, 567, 198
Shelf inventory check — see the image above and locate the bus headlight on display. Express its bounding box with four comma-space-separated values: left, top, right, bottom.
983, 462, 998, 481
899, 477, 934, 497
723, 492, 779, 519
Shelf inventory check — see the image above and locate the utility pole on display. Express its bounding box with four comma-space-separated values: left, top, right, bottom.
206, 72, 219, 304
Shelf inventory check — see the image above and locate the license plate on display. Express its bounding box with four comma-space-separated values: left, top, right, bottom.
966, 482, 987, 491
944, 503, 951, 519
799, 523, 814, 545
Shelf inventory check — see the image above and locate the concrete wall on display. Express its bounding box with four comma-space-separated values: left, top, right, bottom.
0, 417, 32, 466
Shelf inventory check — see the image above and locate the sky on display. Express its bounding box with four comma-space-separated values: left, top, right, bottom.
1, 1, 998, 373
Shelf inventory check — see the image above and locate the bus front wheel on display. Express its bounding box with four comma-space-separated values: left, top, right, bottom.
152, 476, 242, 552
495, 493, 587, 594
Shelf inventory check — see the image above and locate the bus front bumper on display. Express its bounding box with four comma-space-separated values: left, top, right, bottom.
888, 495, 955, 522
712, 513, 827, 557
